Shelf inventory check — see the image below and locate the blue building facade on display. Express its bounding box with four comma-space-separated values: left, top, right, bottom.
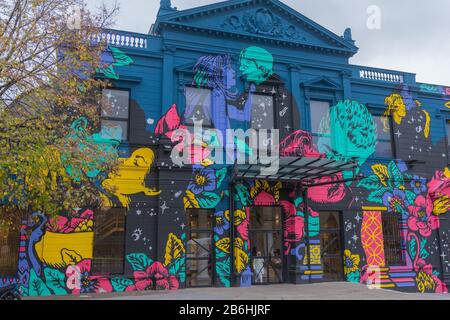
1, 0, 450, 296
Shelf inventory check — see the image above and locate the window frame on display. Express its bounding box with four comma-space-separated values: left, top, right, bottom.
308, 99, 333, 151
91, 207, 127, 276
100, 88, 131, 142
183, 85, 214, 129
370, 112, 396, 160
250, 91, 277, 132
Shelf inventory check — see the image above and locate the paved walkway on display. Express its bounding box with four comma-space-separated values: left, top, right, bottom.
26, 282, 450, 300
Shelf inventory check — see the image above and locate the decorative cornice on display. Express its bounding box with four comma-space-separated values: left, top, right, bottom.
158, 21, 356, 57
154, 0, 358, 55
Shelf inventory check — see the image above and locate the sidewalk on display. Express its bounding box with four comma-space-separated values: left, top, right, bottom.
25, 282, 450, 300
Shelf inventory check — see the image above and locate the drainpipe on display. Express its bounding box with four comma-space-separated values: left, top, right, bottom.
302, 187, 311, 284
229, 181, 235, 287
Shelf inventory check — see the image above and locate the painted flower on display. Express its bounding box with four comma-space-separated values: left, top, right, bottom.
427, 168, 450, 216
414, 258, 448, 294
126, 261, 179, 292
407, 195, 439, 237
188, 166, 216, 195
382, 188, 407, 214
343, 250, 360, 275
65, 260, 112, 294
307, 173, 347, 204
410, 175, 427, 194
214, 211, 230, 236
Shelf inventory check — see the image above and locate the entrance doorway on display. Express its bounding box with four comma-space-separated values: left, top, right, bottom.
185, 209, 214, 287
320, 211, 344, 281
248, 207, 284, 285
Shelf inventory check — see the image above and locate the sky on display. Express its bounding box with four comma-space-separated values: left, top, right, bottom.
87, 0, 450, 86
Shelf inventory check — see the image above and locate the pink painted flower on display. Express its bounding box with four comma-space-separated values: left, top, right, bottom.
253, 191, 275, 206
126, 261, 178, 292
307, 173, 347, 204
280, 130, 324, 158
237, 213, 249, 244
407, 195, 439, 237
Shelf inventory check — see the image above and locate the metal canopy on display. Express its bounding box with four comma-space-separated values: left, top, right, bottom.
233, 156, 359, 184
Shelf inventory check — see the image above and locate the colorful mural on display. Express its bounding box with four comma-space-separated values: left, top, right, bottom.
1, 1, 450, 297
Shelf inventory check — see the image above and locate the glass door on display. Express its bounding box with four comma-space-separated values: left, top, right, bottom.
186, 209, 214, 287
249, 207, 283, 284
320, 211, 344, 281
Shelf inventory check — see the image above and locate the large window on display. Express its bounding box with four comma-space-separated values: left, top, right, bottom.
310, 100, 331, 146
373, 115, 394, 158
382, 214, 404, 265
185, 209, 214, 287
101, 89, 130, 141
251, 94, 275, 130
184, 87, 212, 127
0, 208, 20, 275
91, 208, 126, 275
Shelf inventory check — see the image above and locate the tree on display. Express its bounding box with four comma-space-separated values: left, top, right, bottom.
0, 0, 121, 221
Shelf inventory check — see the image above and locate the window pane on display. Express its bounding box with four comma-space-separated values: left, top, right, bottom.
251, 94, 274, 130
374, 141, 393, 158
101, 120, 128, 141
250, 207, 281, 230
184, 87, 212, 126
374, 116, 391, 140
101, 89, 129, 119
92, 208, 126, 274
310, 101, 330, 134
382, 214, 404, 265
186, 209, 213, 230
320, 211, 340, 230
372, 115, 393, 158
0, 209, 20, 275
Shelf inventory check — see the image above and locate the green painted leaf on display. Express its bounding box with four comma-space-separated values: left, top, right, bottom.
408, 237, 417, 261
44, 268, 67, 295
308, 216, 320, 237
197, 192, 221, 209
419, 237, 430, 260
168, 257, 186, 283
346, 270, 360, 283
357, 175, 383, 190
97, 65, 119, 79
234, 185, 251, 206
216, 168, 227, 188
366, 187, 390, 204
216, 258, 231, 287
110, 47, 134, 67
126, 253, 153, 271
111, 278, 134, 292
29, 269, 51, 297
388, 161, 404, 188
405, 190, 417, 206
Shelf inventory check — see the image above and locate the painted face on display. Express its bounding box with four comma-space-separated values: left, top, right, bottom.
239, 47, 273, 85
224, 63, 236, 90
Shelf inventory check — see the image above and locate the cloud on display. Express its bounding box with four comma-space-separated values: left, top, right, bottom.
89, 0, 450, 85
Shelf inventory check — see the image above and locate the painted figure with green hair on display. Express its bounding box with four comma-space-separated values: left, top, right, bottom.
239, 46, 274, 85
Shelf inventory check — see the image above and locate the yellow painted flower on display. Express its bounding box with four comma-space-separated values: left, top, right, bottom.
416, 271, 436, 293
343, 250, 360, 275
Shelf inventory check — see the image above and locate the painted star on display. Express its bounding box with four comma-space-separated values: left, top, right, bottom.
394, 130, 402, 138
161, 202, 169, 214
